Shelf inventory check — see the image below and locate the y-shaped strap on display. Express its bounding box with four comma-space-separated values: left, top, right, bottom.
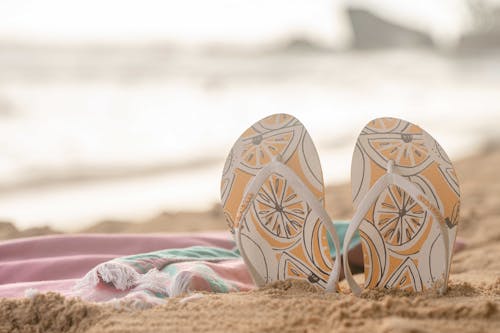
343, 161, 450, 296
235, 156, 342, 292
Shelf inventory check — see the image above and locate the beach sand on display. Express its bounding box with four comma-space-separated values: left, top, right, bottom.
1, 146, 499, 332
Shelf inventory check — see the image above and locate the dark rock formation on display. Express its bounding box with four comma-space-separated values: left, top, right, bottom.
346, 7, 434, 49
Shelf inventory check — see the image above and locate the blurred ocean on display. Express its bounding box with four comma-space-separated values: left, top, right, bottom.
0, 44, 499, 230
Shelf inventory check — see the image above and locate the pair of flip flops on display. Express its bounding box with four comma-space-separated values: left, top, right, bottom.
220, 114, 460, 295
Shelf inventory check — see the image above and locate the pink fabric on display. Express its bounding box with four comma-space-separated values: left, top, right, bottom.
0, 279, 78, 298
0, 232, 249, 299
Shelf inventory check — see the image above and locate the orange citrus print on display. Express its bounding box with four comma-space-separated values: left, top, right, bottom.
259, 113, 297, 129
241, 172, 333, 288
359, 227, 384, 288
255, 174, 306, 239
366, 118, 401, 133
374, 185, 427, 246
284, 257, 311, 280
221, 114, 311, 231
221, 114, 334, 289
369, 133, 429, 168
240, 132, 293, 170
352, 117, 461, 293
311, 217, 335, 274
385, 257, 422, 292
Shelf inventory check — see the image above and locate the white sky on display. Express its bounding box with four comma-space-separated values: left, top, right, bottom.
0, 0, 477, 46
0, 0, 345, 45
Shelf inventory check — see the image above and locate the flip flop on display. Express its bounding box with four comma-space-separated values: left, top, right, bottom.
343, 117, 460, 295
220, 114, 341, 291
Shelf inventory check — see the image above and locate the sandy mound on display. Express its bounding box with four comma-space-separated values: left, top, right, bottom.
1, 279, 498, 333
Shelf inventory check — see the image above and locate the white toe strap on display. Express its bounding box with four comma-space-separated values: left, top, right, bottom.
343, 161, 450, 296
235, 156, 342, 292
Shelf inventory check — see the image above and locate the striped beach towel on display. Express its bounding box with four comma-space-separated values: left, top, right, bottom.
73, 222, 359, 307
74, 246, 254, 306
